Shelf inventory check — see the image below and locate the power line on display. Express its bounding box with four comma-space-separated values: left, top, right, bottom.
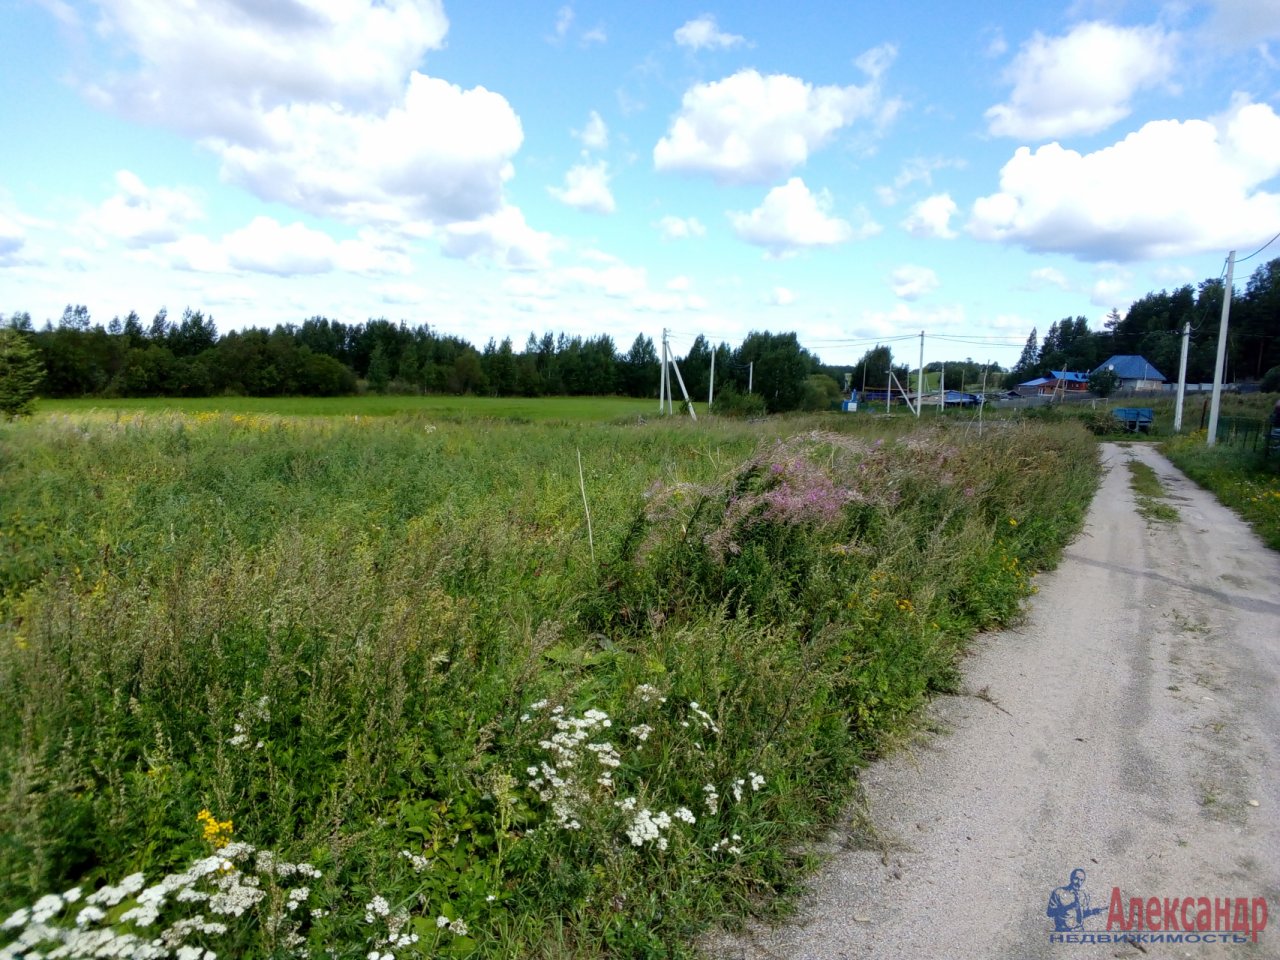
1235, 230, 1280, 264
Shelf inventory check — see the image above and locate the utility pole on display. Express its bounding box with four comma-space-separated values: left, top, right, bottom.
916, 330, 924, 418
1173, 320, 1190, 433
747, 361, 753, 394
1207, 251, 1235, 447
659, 328, 668, 414
708, 347, 715, 410
939, 361, 945, 415
669, 353, 697, 420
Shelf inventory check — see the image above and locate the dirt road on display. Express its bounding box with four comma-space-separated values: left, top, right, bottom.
710, 442, 1280, 958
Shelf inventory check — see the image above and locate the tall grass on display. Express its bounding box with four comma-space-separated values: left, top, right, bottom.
1162, 430, 1280, 549
0, 412, 1098, 958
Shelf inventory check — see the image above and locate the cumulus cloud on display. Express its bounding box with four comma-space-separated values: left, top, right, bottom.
985, 22, 1178, 139
656, 215, 707, 239
217, 73, 523, 226
84, 170, 203, 248
0, 213, 26, 265
71, 1, 525, 232
440, 206, 554, 270
730, 178, 876, 255
576, 110, 609, 150
890, 265, 940, 300
83, 0, 450, 138
654, 48, 897, 184
901, 193, 958, 239
969, 96, 1280, 261
549, 161, 616, 214
165, 216, 410, 276
765, 286, 796, 306
674, 14, 746, 51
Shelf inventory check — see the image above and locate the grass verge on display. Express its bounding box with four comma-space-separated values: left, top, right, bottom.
1126, 461, 1180, 523
1161, 431, 1280, 550
0, 412, 1098, 958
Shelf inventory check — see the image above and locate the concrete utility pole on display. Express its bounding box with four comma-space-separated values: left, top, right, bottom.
708, 348, 715, 409
659, 328, 668, 414
916, 330, 924, 418
1207, 251, 1235, 447
1174, 321, 1190, 433
747, 361, 753, 394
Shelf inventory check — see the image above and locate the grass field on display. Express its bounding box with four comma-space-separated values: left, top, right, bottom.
0, 409, 1098, 958
39, 395, 662, 423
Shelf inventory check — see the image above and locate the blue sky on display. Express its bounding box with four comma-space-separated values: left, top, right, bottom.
1, 0, 1278, 367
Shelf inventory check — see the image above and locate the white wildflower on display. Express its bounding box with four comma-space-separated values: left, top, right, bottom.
628, 723, 652, 742
732, 778, 745, 802
749, 772, 765, 791
634, 683, 660, 703
436, 916, 450, 929
673, 807, 696, 824
364, 896, 391, 923
702, 784, 720, 815
398, 850, 430, 873
2, 908, 29, 930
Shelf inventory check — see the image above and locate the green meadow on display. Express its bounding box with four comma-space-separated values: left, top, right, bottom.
0, 409, 1098, 958
40, 394, 660, 423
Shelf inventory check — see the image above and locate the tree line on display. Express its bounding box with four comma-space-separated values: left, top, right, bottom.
1005, 257, 1280, 389
4, 255, 1276, 410
0, 307, 847, 413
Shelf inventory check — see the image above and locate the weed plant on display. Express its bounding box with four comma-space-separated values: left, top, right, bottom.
0, 411, 1098, 958
1162, 430, 1280, 549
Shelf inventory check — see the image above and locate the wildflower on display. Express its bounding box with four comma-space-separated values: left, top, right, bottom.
197, 810, 233, 848
1008, 517, 1018, 526
673, 807, 696, 824
398, 850, 430, 873
365, 897, 391, 923
702, 784, 720, 815
634, 684, 660, 703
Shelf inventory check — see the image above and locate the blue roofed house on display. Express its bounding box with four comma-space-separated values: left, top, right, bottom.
1018, 371, 1090, 397
1092, 355, 1166, 392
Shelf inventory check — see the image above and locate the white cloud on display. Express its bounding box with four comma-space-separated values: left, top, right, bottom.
890, 265, 940, 300
0, 213, 26, 265
554, 5, 574, 39
656, 215, 706, 239
986, 22, 1178, 139
562, 263, 648, 298
901, 193, 958, 239
576, 110, 609, 150
440, 205, 553, 270
1204, 0, 1280, 46
877, 156, 966, 206
580, 25, 607, 46
765, 286, 796, 306
84, 0, 450, 138
85, 170, 203, 248
969, 97, 1280, 261
74, 2, 523, 232
549, 161, 616, 214
730, 178, 875, 255
218, 73, 523, 227
1029, 266, 1070, 289
674, 15, 746, 51
654, 50, 897, 184
376, 283, 430, 305
1091, 276, 1131, 307
164, 216, 410, 277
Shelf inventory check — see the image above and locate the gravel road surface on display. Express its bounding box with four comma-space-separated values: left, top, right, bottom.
709, 442, 1280, 959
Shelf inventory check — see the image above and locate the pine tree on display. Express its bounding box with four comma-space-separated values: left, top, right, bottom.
0, 327, 45, 417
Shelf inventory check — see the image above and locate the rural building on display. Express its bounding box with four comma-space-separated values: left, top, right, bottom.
1092, 355, 1166, 392
1018, 371, 1090, 397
